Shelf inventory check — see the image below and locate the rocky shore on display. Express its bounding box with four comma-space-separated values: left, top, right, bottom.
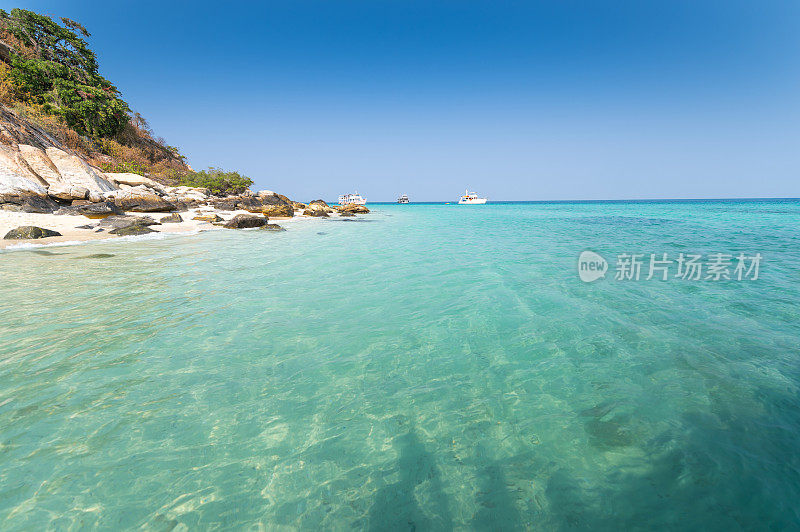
0, 107, 369, 249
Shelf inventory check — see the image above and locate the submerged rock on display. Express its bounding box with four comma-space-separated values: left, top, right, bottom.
339, 211, 355, 217
262, 224, 286, 231
223, 214, 268, 229
160, 213, 183, 223
4, 226, 62, 239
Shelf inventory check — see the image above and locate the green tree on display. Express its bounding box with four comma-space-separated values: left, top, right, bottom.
0, 8, 130, 138
179, 168, 254, 195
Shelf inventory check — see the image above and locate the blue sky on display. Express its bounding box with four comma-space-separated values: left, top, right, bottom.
13, 0, 800, 200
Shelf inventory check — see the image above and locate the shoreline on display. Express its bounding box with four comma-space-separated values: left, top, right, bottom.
0, 208, 334, 251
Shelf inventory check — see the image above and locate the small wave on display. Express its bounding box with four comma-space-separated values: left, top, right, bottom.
1, 229, 202, 253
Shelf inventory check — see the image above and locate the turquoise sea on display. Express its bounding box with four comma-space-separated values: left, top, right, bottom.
1, 200, 799, 530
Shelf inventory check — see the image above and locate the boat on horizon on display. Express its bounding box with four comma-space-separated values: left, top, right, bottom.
397, 194, 409, 204
338, 192, 366, 205
458, 189, 487, 204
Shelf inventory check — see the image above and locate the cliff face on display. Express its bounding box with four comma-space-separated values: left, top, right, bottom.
0, 104, 120, 211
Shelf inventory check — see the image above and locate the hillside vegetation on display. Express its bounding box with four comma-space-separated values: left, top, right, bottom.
0, 8, 250, 193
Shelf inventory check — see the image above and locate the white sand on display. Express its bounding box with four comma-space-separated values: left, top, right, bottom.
0, 208, 316, 250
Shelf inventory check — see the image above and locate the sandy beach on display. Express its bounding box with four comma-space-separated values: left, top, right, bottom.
0, 208, 310, 250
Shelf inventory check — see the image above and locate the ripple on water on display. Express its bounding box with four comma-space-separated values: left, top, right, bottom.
0, 201, 799, 529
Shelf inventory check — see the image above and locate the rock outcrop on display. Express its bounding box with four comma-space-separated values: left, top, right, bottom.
223, 214, 268, 229
4, 226, 61, 239
44, 147, 116, 202
57, 201, 122, 218
109, 186, 175, 212
0, 105, 312, 225
0, 144, 56, 212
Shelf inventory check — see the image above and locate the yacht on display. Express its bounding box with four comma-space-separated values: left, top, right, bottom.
397, 194, 409, 204
338, 192, 366, 205
458, 189, 487, 204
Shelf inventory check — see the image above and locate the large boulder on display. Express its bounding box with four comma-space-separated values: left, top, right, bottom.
223, 214, 268, 229
211, 198, 238, 211
337, 203, 370, 214
164, 186, 209, 207
109, 224, 155, 236
292, 201, 306, 210
260, 194, 288, 206
57, 201, 122, 218
303, 201, 332, 217
98, 215, 160, 230
104, 172, 165, 193
4, 226, 61, 239
44, 147, 116, 201
16, 144, 88, 201
0, 144, 56, 212
110, 186, 175, 212
261, 203, 294, 217
237, 196, 264, 212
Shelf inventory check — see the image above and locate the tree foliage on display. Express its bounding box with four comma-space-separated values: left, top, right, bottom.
179, 168, 254, 195
0, 8, 130, 138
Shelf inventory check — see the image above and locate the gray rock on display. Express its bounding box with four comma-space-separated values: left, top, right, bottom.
262, 224, 286, 231
57, 201, 122, 217
4, 226, 62, 239
212, 198, 238, 211
223, 214, 268, 229
112, 186, 175, 212
98, 215, 160, 230
109, 225, 155, 236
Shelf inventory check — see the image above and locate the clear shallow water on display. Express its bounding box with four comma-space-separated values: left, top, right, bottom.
1, 201, 799, 530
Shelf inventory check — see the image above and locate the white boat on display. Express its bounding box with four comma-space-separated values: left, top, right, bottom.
338, 192, 366, 205
458, 189, 487, 204
397, 194, 409, 204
